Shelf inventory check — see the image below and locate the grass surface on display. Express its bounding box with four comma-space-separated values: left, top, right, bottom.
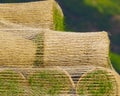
0, 70, 25, 96
28, 69, 73, 95
77, 70, 114, 96
53, 2, 64, 31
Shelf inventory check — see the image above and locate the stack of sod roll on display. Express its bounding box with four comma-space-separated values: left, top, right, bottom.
0, 0, 120, 95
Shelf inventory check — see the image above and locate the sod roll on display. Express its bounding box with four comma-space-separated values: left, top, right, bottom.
76, 67, 120, 96
0, 67, 119, 96
43, 31, 111, 68
0, 31, 36, 67
0, 0, 63, 29
0, 67, 74, 95
27, 67, 74, 95
0, 30, 111, 68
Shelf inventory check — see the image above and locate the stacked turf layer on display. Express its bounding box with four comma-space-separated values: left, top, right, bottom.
61, 66, 120, 95
0, 67, 119, 95
0, 30, 111, 68
44, 31, 110, 68
0, 0, 120, 96
0, 0, 64, 30
0, 68, 74, 96
0, 30, 120, 95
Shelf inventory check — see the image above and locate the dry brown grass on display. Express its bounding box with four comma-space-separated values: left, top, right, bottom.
0, 0, 58, 29
0, 31, 36, 67
0, 30, 120, 95
0, 0, 120, 95
0, 30, 111, 69
44, 31, 111, 68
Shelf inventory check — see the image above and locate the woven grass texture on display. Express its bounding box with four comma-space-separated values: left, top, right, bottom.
0, 66, 120, 96
0, 30, 111, 68
0, 31, 36, 67
76, 68, 119, 96
60, 66, 120, 96
28, 69, 74, 95
0, 67, 119, 96
0, 0, 63, 29
0, 0, 120, 96
0, 69, 26, 96
0, 68, 74, 96
44, 31, 110, 68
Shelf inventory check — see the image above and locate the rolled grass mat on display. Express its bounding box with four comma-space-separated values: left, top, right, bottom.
27, 67, 74, 95
0, 31, 36, 67
0, 69, 26, 96
44, 31, 111, 68
0, 0, 63, 29
76, 67, 118, 96
0, 30, 111, 68
0, 67, 119, 95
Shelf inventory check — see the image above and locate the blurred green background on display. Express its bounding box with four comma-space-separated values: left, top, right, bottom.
0, 0, 120, 74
